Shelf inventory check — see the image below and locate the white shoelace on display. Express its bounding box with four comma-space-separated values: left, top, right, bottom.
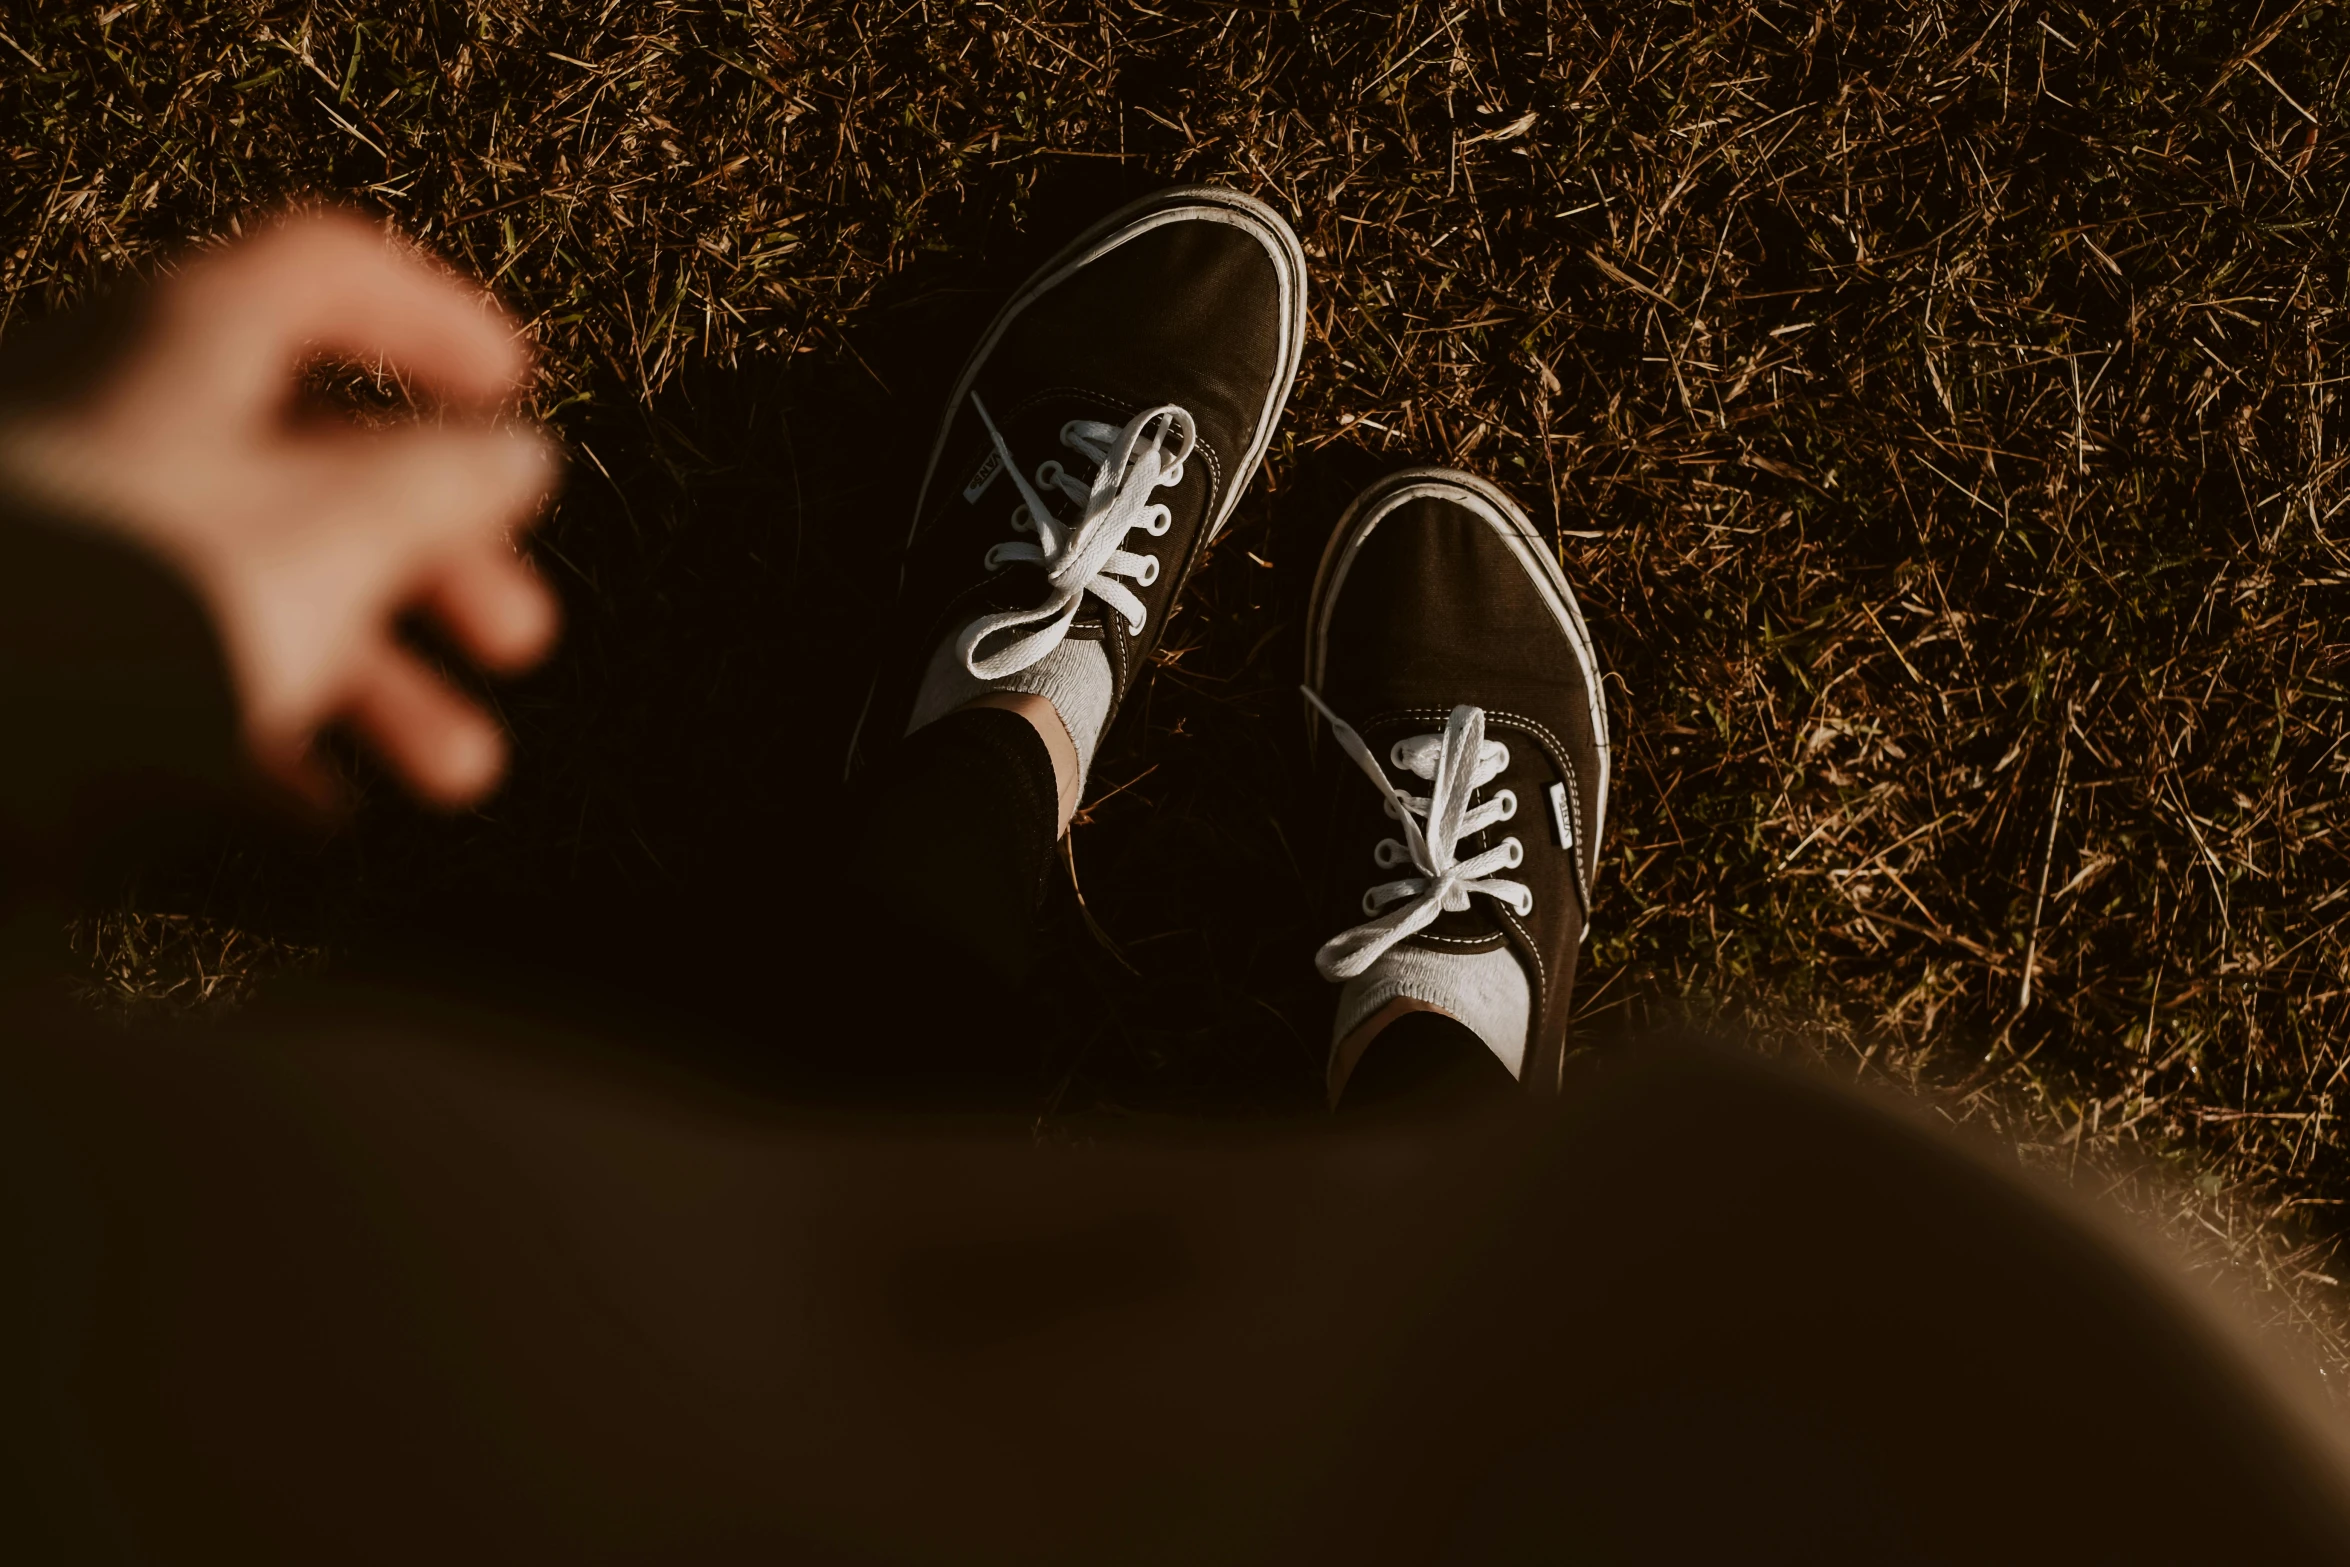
955, 393, 1196, 681
1304, 688, 1533, 982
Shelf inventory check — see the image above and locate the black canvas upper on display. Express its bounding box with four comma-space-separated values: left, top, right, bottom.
855, 188, 1303, 771
1307, 470, 1610, 1093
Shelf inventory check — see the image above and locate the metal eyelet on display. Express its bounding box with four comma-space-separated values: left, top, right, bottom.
1491, 789, 1517, 821
1135, 554, 1160, 586
1374, 839, 1407, 869
1500, 836, 1524, 868
1360, 888, 1384, 916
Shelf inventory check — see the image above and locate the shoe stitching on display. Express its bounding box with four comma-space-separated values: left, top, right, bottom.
1356, 711, 1590, 958
1107, 610, 1131, 693
1328, 760, 1507, 958
924, 385, 1241, 711
875, 194, 1297, 774
1494, 903, 1552, 1033
1376, 706, 1578, 784
1010, 386, 1231, 660
944, 388, 1212, 699
1032, 384, 1229, 524
917, 573, 1043, 682
1479, 708, 1593, 910
1373, 705, 1595, 903
924, 384, 1202, 541
1307, 696, 1531, 985
1553, 755, 1591, 919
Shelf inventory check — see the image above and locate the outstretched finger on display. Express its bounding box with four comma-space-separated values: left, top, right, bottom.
342, 639, 510, 808
427, 543, 561, 674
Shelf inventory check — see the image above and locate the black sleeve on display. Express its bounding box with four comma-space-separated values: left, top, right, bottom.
0, 493, 244, 894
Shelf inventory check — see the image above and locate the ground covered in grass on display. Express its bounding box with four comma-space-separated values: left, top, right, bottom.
7, 3, 2350, 1357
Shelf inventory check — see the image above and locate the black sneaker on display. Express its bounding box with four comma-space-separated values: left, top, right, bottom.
848, 185, 1308, 779
1303, 469, 1611, 1099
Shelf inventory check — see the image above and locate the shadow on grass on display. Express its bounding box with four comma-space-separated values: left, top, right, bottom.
129, 174, 1398, 1123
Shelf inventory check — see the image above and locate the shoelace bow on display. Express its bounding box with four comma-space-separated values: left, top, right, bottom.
1304, 688, 1533, 983
956, 392, 1197, 680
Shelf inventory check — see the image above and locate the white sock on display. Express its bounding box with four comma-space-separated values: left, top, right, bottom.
905, 635, 1115, 788
1333, 946, 1530, 1080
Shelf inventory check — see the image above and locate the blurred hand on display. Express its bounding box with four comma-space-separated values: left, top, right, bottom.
0, 209, 559, 809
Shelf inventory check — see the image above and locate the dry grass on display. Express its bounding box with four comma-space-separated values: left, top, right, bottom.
6, 3, 2350, 1365
64, 912, 321, 1020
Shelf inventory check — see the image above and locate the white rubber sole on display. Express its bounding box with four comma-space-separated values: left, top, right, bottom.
1303, 467, 1612, 857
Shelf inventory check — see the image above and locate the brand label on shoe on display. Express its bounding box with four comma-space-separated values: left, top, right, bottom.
963, 449, 1004, 503
1547, 781, 1575, 850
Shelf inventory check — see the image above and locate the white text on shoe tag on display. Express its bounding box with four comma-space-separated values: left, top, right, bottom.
962, 448, 1004, 503
1546, 781, 1575, 850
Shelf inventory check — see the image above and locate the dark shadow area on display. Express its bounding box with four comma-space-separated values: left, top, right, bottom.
114, 172, 1376, 1122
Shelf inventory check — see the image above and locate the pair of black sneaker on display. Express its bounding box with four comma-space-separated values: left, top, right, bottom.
849, 187, 1610, 1105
